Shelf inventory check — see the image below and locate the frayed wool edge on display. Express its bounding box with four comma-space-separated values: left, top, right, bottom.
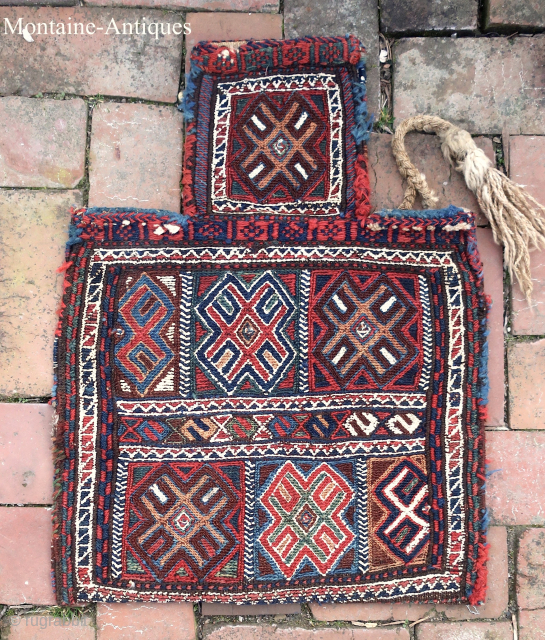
179, 64, 202, 119
377, 205, 467, 220
465, 223, 490, 606
352, 59, 373, 144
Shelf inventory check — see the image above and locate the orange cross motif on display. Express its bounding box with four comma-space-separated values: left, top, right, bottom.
242, 102, 317, 189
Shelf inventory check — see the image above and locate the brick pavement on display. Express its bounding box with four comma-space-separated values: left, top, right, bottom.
0, 2, 544, 639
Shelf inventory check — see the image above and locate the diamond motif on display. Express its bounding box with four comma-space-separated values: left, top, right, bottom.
237, 317, 260, 346
296, 504, 318, 532
269, 133, 292, 160
174, 506, 195, 535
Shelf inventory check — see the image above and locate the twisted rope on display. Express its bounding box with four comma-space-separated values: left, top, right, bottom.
392, 115, 545, 301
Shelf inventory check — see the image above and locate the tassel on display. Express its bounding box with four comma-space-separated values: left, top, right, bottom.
391, 115, 545, 301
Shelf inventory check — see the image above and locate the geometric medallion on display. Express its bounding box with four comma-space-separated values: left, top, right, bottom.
309, 271, 422, 392
227, 91, 329, 205
209, 70, 349, 217
256, 460, 357, 579
124, 461, 244, 583
194, 272, 297, 396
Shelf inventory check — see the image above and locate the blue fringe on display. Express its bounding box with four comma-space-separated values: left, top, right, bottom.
479, 326, 490, 407
66, 224, 83, 248
485, 465, 502, 477
179, 65, 202, 120
352, 59, 373, 144
377, 205, 466, 219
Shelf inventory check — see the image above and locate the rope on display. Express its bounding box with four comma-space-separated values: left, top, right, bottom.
391, 115, 545, 301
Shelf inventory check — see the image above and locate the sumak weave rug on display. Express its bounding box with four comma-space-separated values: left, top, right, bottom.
52, 36, 488, 606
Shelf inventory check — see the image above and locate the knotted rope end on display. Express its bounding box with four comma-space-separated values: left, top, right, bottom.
392, 115, 545, 302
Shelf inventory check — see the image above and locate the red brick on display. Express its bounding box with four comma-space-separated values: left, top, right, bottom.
204, 625, 409, 640
476, 228, 505, 427
1, 0, 75, 4
415, 621, 512, 639
0, 403, 54, 504
368, 133, 494, 225
519, 609, 545, 640
486, 0, 545, 29
89, 103, 183, 212
309, 601, 396, 622
486, 431, 545, 525
184, 13, 283, 73
0, 507, 55, 605
509, 136, 545, 335
0, 98, 87, 188
394, 38, 545, 135
517, 528, 545, 610
508, 339, 545, 429
310, 600, 436, 622
97, 602, 196, 640
438, 527, 508, 619
311, 529, 508, 623
0, 189, 81, 397
202, 603, 301, 616
511, 249, 545, 336
89, 0, 277, 10
0, 615, 94, 639
0, 8, 183, 102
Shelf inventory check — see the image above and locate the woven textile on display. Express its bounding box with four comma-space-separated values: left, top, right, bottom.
181, 36, 371, 219
53, 204, 488, 605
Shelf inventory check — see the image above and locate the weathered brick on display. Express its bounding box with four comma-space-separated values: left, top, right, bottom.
486, 0, 545, 30
508, 339, 545, 429
476, 228, 505, 428
415, 621, 512, 640
380, 0, 477, 35
184, 12, 283, 73
311, 528, 508, 622
0, 616, 94, 639
284, 0, 380, 112
1, 0, 75, 5
90, 0, 277, 10
438, 527, 508, 619
0, 190, 80, 397
204, 625, 409, 640
202, 603, 301, 616
89, 103, 183, 212
517, 528, 545, 610
509, 136, 545, 335
519, 609, 545, 640
0, 97, 87, 188
0, 507, 55, 605
368, 132, 494, 225
0, 403, 54, 504
0, 8, 183, 102
311, 600, 437, 622
310, 600, 397, 622
394, 37, 545, 134
486, 431, 545, 525
97, 602, 196, 640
